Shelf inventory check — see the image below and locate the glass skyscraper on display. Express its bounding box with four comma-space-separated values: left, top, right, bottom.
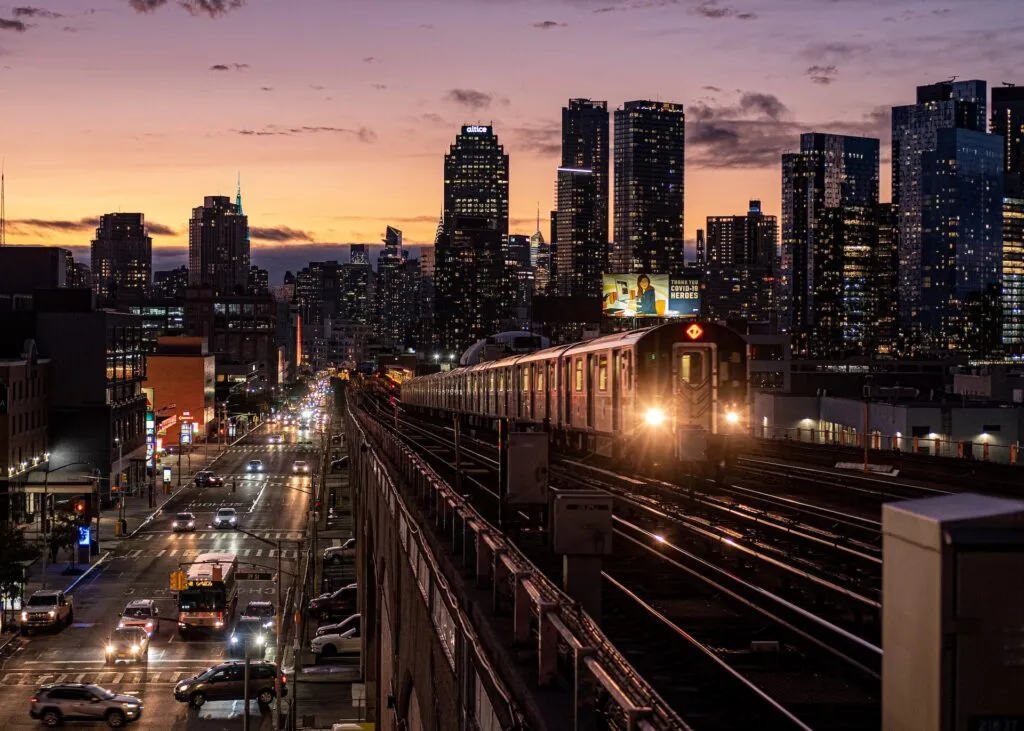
91, 212, 153, 303
555, 99, 609, 298
703, 200, 777, 323
435, 125, 510, 354
993, 85, 1024, 356
892, 80, 987, 346
612, 100, 685, 276
780, 133, 880, 356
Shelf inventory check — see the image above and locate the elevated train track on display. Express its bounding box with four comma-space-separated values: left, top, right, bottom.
362, 392, 881, 729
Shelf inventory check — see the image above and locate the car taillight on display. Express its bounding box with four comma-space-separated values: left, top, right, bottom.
30, 697, 38, 703
280, 674, 286, 684
178, 612, 185, 622
145, 622, 153, 630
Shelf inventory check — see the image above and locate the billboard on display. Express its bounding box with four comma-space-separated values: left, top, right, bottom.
602, 274, 700, 318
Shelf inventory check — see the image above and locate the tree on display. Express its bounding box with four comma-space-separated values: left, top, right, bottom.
48, 514, 80, 564
0, 523, 40, 617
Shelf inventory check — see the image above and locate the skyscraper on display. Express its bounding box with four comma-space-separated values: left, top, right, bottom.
992, 85, 1024, 356
612, 100, 685, 275
703, 200, 777, 323
188, 195, 249, 295
91, 213, 153, 302
378, 226, 417, 350
435, 125, 510, 354
780, 133, 880, 356
247, 265, 269, 295
507, 234, 535, 329
154, 266, 189, 299
555, 99, 609, 298
892, 80, 987, 343
872, 203, 899, 355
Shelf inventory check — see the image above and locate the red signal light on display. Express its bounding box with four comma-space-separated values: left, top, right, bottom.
685, 323, 704, 341
74, 500, 85, 513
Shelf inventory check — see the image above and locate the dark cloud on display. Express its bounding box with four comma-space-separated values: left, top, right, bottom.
532, 20, 567, 28
10, 217, 176, 236
309, 84, 325, 91
249, 226, 313, 243
12, 7, 62, 18
806, 64, 839, 85
362, 56, 376, 63
260, 86, 272, 91
687, 95, 890, 169
0, 18, 28, 31
234, 125, 377, 143
334, 214, 439, 224
445, 88, 494, 110
506, 122, 561, 156
370, 83, 387, 90
209, 62, 248, 71
127, 0, 245, 18
702, 85, 723, 92
692, 1, 756, 19
802, 41, 870, 62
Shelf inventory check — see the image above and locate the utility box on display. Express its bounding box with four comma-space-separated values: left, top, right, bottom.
505, 432, 550, 505
883, 493, 1024, 731
552, 492, 613, 556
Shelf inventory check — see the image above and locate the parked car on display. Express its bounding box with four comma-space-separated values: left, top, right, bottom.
105, 627, 150, 665
330, 456, 349, 472
292, 460, 309, 474
213, 507, 237, 529
20, 590, 73, 634
117, 599, 159, 636
311, 621, 360, 660
307, 584, 358, 620
314, 613, 359, 638
173, 661, 286, 708
246, 460, 264, 473
30, 683, 143, 727
323, 538, 356, 565
172, 512, 196, 533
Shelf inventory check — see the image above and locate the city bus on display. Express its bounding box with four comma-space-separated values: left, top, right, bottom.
177, 552, 238, 638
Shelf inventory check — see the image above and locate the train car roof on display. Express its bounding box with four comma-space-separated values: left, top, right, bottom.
559, 325, 658, 358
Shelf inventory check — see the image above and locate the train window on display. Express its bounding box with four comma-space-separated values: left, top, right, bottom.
680, 353, 704, 385
536, 367, 544, 392
522, 368, 530, 392
548, 363, 555, 389
598, 356, 608, 391
624, 352, 633, 390
574, 359, 584, 391
498, 370, 505, 391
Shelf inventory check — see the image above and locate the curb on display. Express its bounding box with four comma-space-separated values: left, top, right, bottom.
127, 423, 266, 538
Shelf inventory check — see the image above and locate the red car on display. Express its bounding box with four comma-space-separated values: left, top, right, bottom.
307, 584, 357, 620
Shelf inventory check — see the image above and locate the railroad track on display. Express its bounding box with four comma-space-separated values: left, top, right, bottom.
361, 395, 882, 728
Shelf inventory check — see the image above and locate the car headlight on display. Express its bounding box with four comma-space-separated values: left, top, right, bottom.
20, 611, 27, 622
725, 410, 740, 425
644, 407, 667, 427
256, 635, 265, 645
230, 636, 238, 644
48, 610, 56, 618
117, 620, 125, 629
172, 522, 178, 528
230, 517, 236, 523
131, 645, 140, 654
106, 644, 115, 653
188, 521, 194, 527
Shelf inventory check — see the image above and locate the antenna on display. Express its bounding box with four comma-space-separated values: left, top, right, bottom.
536, 202, 540, 233
1, 160, 5, 248
947, 75, 959, 83
1003, 82, 1017, 87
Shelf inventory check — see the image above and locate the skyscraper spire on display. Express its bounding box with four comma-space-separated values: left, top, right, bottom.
235, 171, 243, 214
535, 202, 540, 235
1, 161, 6, 247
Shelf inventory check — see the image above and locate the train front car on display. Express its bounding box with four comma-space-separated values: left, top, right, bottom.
632, 321, 750, 480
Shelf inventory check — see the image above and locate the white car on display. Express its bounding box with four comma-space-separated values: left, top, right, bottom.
246, 460, 264, 472
292, 460, 309, 474
323, 538, 356, 565
118, 599, 159, 636
314, 613, 359, 638
310, 619, 361, 658
213, 507, 237, 528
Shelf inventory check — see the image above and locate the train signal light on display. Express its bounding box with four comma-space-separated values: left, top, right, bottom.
74, 500, 86, 515
685, 323, 704, 341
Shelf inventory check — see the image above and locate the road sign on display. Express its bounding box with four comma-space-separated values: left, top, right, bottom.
236, 571, 274, 581
169, 570, 187, 591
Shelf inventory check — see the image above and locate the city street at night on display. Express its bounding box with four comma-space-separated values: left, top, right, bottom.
0, 423, 316, 729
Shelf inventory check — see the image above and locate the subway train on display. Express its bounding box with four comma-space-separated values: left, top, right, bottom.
401, 321, 751, 478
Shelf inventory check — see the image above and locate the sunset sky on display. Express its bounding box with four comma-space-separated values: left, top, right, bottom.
1, 0, 1021, 279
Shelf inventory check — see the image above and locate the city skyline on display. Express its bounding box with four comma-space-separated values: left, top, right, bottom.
1, 0, 1021, 254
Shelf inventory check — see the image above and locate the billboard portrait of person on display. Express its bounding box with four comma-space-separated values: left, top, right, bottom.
636, 274, 657, 315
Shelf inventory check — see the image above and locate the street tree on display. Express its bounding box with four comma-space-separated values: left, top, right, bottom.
0, 523, 40, 610
48, 514, 80, 564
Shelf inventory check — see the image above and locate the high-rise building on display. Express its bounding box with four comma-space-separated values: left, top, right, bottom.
436, 126, 510, 354
417, 244, 436, 349
507, 234, 535, 329
703, 200, 777, 323
992, 85, 1024, 357
872, 203, 899, 355
154, 266, 190, 299
66, 252, 92, 290
612, 100, 686, 275
555, 99, 609, 298
892, 80, 987, 344
247, 265, 269, 295
91, 213, 152, 302
781, 133, 880, 356
188, 195, 250, 296
377, 226, 417, 350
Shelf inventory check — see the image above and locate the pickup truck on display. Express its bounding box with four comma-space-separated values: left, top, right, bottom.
20, 590, 74, 634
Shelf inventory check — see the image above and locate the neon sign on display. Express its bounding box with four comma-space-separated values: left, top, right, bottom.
465, 125, 489, 134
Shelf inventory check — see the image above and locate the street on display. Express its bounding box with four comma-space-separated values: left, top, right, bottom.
0, 422, 315, 729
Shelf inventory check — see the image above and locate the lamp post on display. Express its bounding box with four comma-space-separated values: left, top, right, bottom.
114, 437, 123, 520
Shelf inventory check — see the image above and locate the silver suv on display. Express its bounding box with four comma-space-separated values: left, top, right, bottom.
30, 683, 143, 727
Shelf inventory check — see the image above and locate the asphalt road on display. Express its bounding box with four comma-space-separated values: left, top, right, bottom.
0, 421, 318, 730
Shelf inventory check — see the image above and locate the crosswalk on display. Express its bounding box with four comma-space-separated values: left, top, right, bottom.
138, 531, 305, 541
2, 669, 211, 687
111, 546, 300, 560
225, 445, 317, 454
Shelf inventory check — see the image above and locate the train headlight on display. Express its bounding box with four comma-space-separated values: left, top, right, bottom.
725, 410, 740, 425
644, 408, 667, 427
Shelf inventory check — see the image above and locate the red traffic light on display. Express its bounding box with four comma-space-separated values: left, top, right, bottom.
74, 500, 86, 513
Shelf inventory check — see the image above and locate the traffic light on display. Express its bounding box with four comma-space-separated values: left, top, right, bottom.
169, 570, 187, 591
74, 500, 86, 515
